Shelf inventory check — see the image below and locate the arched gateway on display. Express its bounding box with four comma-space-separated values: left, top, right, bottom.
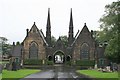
47, 50, 71, 64
53, 51, 65, 64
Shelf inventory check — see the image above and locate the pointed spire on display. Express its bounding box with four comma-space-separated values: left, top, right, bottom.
68, 8, 74, 46
46, 8, 51, 46
69, 8, 73, 27
47, 8, 51, 28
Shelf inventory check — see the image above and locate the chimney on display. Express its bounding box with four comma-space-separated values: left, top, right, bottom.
13, 42, 15, 46
26, 29, 29, 36
91, 30, 93, 37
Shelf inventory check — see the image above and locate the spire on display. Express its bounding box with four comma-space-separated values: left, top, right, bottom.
46, 8, 51, 46
68, 8, 74, 46
69, 8, 73, 27
46, 8, 51, 29
47, 8, 51, 28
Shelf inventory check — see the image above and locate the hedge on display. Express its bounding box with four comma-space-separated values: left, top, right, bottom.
76, 60, 95, 66
66, 61, 71, 65
46, 61, 54, 65
24, 59, 42, 65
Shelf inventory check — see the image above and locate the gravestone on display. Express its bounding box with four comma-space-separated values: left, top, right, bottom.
94, 63, 98, 69
106, 66, 111, 72
113, 63, 118, 71
118, 64, 120, 80
0, 64, 2, 73
12, 62, 17, 71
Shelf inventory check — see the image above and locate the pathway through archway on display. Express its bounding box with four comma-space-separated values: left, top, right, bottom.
54, 51, 65, 64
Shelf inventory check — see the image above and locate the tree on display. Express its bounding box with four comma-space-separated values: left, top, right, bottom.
0, 37, 8, 44
99, 1, 120, 63
60, 35, 68, 47
0, 37, 12, 55
51, 35, 68, 47
16, 41, 20, 45
51, 36, 57, 46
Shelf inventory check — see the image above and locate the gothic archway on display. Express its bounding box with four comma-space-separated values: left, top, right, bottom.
53, 51, 65, 64
80, 43, 89, 60
48, 55, 52, 61
29, 42, 38, 59
66, 55, 71, 61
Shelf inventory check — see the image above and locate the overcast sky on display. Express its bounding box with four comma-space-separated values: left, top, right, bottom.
0, 0, 117, 44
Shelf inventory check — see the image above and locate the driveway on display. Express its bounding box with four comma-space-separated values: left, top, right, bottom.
20, 65, 93, 80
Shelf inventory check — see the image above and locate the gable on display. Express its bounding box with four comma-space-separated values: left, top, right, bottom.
73, 23, 95, 46
29, 22, 40, 35
22, 22, 48, 46
79, 23, 91, 37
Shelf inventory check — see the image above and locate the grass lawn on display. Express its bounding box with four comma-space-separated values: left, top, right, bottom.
2, 69, 40, 80
0, 61, 2, 64
0, 61, 9, 64
0, 74, 2, 80
77, 70, 118, 80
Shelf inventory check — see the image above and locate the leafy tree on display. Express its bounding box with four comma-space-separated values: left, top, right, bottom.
0, 37, 12, 55
51, 36, 57, 46
60, 35, 68, 47
51, 35, 68, 47
16, 41, 20, 45
99, 1, 120, 63
0, 37, 8, 44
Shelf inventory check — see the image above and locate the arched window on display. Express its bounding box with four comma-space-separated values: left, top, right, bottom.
80, 43, 89, 60
29, 42, 38, 59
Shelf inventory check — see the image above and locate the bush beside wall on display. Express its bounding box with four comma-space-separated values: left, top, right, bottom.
24, 59, 42, 65
76, 60, 95, 66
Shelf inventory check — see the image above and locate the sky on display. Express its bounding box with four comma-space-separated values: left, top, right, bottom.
0, 0, 117, 44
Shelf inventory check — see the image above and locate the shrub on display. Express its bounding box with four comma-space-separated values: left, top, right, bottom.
66, 61, 71, 65
76, 60, 95, 66
46, 61, 54, 65
24, 59, 42, 65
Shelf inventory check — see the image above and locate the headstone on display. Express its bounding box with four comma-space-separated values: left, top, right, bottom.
12, 62, 17, 71
0, 64, 2, 73
106, 66, 111, 72
118, 64, 120, 80
94, 64, 98, 69
110, 62, 113, 71
43, 60, 45, 65
113, 63, 118, 71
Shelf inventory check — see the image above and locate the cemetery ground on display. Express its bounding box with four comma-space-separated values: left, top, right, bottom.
0, 61, 40, 80
2, 69, 40, 80
77, 69, 119, 80
1, 64, 119, 80
0, 61, 119, 80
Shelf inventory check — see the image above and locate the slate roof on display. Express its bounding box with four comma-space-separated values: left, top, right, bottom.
39, 29, 48, 46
